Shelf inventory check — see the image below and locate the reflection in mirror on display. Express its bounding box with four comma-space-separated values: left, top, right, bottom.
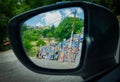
21, 7, 84, 69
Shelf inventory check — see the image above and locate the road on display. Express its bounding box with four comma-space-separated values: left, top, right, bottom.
30, 58, 78, 69
0, 50, 83, 82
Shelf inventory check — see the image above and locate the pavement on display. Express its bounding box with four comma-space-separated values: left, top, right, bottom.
0, 50, 83, 82
30, 58, 77, 69
0, 46, 119, 82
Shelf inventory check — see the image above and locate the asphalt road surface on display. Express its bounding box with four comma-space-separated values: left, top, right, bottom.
0, 50, 83, 82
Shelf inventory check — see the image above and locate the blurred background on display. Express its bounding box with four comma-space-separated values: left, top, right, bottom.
0, 0, 119, 82
0, 0, 120, 51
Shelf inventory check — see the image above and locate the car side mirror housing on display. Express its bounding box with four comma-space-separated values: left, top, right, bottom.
8, 1, 119, 79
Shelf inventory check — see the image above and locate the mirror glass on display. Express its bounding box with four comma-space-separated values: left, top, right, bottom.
21, 7, 84, 69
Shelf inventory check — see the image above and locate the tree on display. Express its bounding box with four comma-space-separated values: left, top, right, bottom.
13, 2, 30, 15
42, 29, 50, 38
46, 32, 53, 38
23, 39, 32, 52
36, 39, 46, 46
0, 0, 30, 51
54, 17, 84, 41
0, 14, 9, 50
0, 0, 119, 51
51, 25, 55, 35
0, 0, 16, 50
46, 32, 53, 43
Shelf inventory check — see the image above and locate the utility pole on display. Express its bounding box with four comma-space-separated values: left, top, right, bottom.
69, 9, 77, 48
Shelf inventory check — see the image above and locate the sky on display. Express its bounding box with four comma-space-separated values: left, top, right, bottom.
24, 7, 84, 27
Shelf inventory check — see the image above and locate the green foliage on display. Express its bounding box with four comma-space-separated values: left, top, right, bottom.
36, 39, 46, 46
51, 25, 55, 33
27, 0, 61, 8
0, 0, 119, 51
46, 32, 53, 38
42, 29, 50, 38
41, 25, 55, 38
23, 39, 32, 52
22, 25, 46, 56
22, 27, 42, 41
0, 14, 9, 50
54, 17, 84, 41
0, 0, 17, 18
0, 0, 14, 50
0, 0, 59, 51
13, 2, 30, 15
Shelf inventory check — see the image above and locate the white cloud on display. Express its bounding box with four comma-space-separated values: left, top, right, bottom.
63, 8, 82, 17
25, 7, 84, 27
64, 9, 71, 16
36, 22, 44, 27
44, 11, 62, 27
77, 8, 83, 13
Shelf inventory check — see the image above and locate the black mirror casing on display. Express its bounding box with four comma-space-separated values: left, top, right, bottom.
8, 1, 119, 79
80, 3, 119, 79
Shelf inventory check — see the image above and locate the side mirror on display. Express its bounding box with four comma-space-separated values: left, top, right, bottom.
8, 1, 119, 79
21, 7, 84, 69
